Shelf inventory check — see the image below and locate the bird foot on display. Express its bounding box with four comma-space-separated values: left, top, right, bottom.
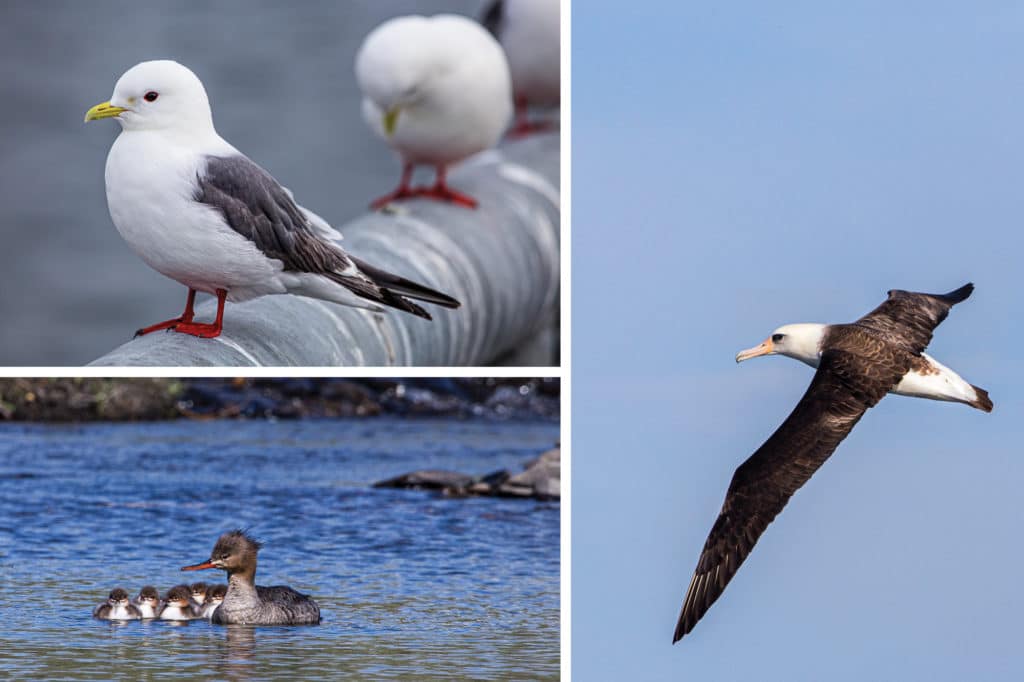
508, 120, 557, 139
417, 185, 478, 209
168, 321, 223, 339
135, 317, 191, 338
371, 185, 478, 209
370, 187, 419, 210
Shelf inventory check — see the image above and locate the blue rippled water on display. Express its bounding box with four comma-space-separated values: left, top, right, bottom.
0, 417, 560, 679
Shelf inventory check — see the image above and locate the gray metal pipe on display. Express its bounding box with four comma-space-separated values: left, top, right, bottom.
89, 133, 560, 367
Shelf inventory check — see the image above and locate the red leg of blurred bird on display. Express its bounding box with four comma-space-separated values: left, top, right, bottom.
508, 97, 555, 138
370, 163, 417, 209
171, 289, 227, 338
134, 288, 197, 337
420, 166, 478, 208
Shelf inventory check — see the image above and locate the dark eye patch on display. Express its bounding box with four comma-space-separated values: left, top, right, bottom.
771, 333, 784, 343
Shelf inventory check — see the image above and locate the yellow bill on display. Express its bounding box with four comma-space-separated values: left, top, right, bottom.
383, 108, 400, 136
84, 101, 127, 123
735, 338, 774, 363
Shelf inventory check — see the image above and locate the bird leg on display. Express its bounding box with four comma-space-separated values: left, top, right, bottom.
508, 97, 556, 138
370, 163, 417, 209
134, 288, 197, 337
170, 289, 227, 338
419, 166, 478, 208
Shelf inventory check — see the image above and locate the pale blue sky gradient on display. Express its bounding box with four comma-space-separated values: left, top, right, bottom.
573, 2, 1024, 679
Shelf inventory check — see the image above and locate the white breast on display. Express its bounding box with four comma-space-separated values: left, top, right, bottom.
159, 604, 194, 621
104, 131, 287, 300
108, 603, 137, 619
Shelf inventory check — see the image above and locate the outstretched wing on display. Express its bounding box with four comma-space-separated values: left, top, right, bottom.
673, 349, 897, 642
854, 283, 974, 355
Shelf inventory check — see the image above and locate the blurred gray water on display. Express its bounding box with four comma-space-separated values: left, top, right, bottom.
0, 0, 488, 365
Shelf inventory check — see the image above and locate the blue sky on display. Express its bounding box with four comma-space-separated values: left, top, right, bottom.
573, 2, 1024, 679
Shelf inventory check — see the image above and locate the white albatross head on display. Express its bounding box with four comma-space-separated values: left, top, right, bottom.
84, 60, 214, 134
735, 323, 827, 368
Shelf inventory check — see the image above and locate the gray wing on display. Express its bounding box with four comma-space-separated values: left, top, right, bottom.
256, 585, 321, 624
673, 349, 898, 642
195, 154, 354, 276
195, 155, 459, 319
853, 283, 974, 355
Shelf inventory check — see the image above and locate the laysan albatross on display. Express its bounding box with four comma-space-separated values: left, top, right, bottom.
674, 283, 991, 643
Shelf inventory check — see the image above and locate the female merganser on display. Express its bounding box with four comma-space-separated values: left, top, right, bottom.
201, 584, 228, 619
158, 584, 200, 621
182, 530, 321, 625
132, 585, 161, 618
94, 588, 142, 620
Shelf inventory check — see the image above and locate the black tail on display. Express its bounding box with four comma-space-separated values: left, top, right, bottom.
969, 384, 994, 413
936, 282, 973, 305
350, 257, 461, 309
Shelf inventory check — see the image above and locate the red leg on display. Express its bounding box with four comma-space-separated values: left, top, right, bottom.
134, 289, 197, 337
419, 166, 478, 209
370, 163, 417, 209
171, 289, 227, 338
508, 96, 556, 138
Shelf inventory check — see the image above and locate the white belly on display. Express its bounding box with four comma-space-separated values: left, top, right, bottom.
159, 604, 195, 621
108, 603, 138, 619
105, 132, 286, 300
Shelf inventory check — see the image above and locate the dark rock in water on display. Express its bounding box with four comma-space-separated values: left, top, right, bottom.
374, 447, 560, 501
373, 470, 477, 491
496, 447, 560, 500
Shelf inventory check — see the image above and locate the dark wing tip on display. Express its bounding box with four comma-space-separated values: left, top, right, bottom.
480, 0, 504, 36
887, 283, 973, 305
940, 282, 974, 304
381, 290, 432, 320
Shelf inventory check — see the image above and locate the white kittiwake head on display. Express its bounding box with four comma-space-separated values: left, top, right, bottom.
85, 60, 214, 134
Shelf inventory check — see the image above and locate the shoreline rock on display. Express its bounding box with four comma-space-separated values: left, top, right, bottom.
0, 378, 558, 423
373, 447, 561, 501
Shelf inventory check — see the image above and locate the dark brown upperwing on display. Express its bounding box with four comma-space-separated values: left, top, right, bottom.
853, 283, 973, 355
673, 349, 897, 642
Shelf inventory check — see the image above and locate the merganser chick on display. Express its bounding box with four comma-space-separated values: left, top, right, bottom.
158, 584, 200, 621
182, 530, 321, 625
201, 584, 228, 619
132, 585, 161, 618
189, 582, 209, 606
94, 588, 142, 620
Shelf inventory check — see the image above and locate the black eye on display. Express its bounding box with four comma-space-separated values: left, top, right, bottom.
144, 91, 159, 102
771, 333, 784, 343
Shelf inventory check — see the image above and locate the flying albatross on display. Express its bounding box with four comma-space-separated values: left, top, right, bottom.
85, 60, 460, 339
673, 283, 992, 642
